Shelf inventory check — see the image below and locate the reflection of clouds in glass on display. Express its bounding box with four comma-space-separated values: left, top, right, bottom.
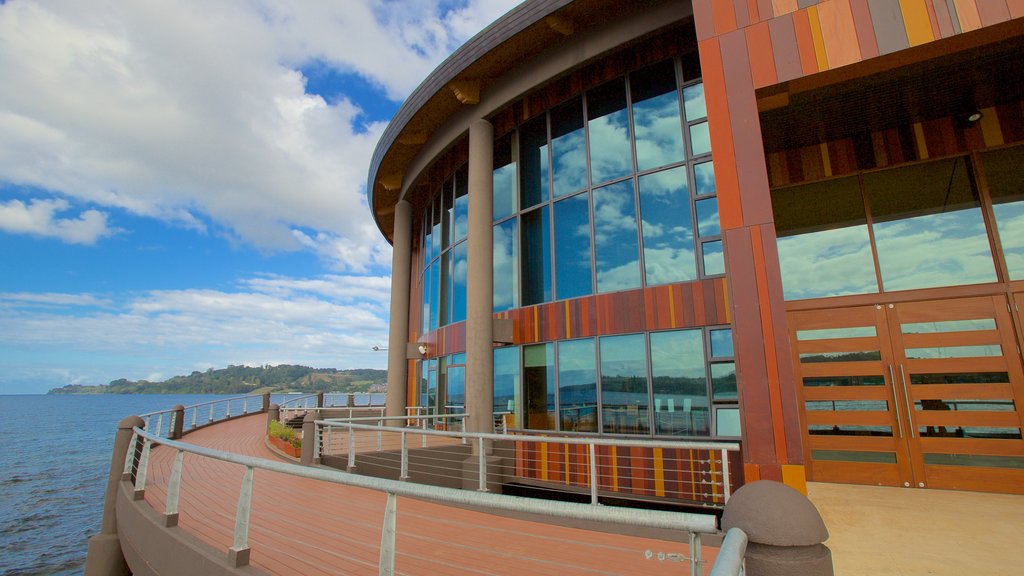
633, 93, 684, 172
552, 130, 587, 197
695, 197, 719, 236
702, 241, 725, 275
874, 208, 996, 291
588, 111, 632, 184
453, 250, 467, 286
492, 221, 517, 311
597, 258, 642, 292
593, 184, 637, 245
644, 246, 697, 285
689, 122, 711, 156
650, 330, 704, 379
694, 162, 716, 195
492, 163, 517, 221
683, 83, 706, 121
777, 225, 877, 300
639, 166, 694, 284
993, 202, 1024, 280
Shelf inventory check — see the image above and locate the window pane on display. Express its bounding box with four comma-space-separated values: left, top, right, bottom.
715, 407, 741, 437
431, 198, 442, 260
423, 219, 433, 267
639, 166, 696, 284
651, 330, 709, 436
520, 115, 549, 209
631, 60, 684, 172
493, 134, 517, 222
442, 177, 453, 249
493, 219, 519, 313
702, 240, 725, 275
428, 260, 439, 331
694, 161, 716, 195
695, 197, 720, 236
551, 97, 587, 198
447, 366, 465, 409
524, 343, 555, 430
689, 121, 711, 157
866, 157, 997, 291
438, 251, 449, 326
420, 266, 430, 335
683, 82, 706, 121
494, 347, 521, 427
423, 359, 437, 413
558, 339, 597, 432
710, 328, 733, 357
450, 241, 467, 324
711, 362, 737, 400
593, 180, 642, 292
588, 79, 633, 185
984, 145, 1024, 280
454, 165, 469, 242
601, 334, 650, 435
773, 176, 878, 300
553, 193, 593, 300
521, 206, 552, 305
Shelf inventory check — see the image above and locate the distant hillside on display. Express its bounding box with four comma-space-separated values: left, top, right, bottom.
47, 365, 387, 395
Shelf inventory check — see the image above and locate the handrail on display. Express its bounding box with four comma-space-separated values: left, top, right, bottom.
138, 393, 267, 437
709, 528, 748, 576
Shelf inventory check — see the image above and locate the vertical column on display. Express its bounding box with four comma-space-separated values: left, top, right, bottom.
466, 119, 494, 435
386, 200, 413, 420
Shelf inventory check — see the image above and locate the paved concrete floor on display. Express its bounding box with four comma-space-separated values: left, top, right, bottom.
808, 482, 1024, 575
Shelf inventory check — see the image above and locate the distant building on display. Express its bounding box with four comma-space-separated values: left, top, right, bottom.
369, 0, 1024, 495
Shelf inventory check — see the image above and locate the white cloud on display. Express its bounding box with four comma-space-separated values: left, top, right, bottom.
0, 198, 116, 244
0, 0, 523, 270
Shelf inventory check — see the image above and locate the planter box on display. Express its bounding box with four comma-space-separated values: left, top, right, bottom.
268, 434, 301, 458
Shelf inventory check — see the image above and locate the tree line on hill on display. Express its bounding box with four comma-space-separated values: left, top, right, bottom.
47, 365, 387, 395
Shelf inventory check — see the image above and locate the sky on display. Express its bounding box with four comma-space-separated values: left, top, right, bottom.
0, 0, 523, 393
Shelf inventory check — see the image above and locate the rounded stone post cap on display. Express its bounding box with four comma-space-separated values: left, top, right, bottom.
721, 480, 829, 546
172, 404, 185, 410
118, 415, 146, 430
269, 403, 280, 409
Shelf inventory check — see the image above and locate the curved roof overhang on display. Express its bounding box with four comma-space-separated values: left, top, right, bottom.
366, 0, 685, 244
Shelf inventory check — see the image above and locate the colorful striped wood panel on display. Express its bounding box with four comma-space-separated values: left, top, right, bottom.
766, 99, 1024, 186
512, 440, 742, 507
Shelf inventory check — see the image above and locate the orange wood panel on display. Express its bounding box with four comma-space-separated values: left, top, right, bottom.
807, 6, 829, 71
745, 21, 778, 89
1009, 0, 1024, 17
899, 0, 936, 45
773, 0, 800, 16
817, 0, 863, 68
751, 227, 790, 463
791, 10, 821, 75
953, 0, 984, 31
713, 0, 739, 35
698, 38, 743, 231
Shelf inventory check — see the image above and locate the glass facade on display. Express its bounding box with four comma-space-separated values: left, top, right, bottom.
419, 166, 471, 333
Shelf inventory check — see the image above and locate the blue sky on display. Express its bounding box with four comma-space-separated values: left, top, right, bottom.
0, 0, 523, 393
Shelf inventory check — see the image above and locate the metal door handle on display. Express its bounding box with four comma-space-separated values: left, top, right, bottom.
899, 365, 915, 438
889, 365, 905, 438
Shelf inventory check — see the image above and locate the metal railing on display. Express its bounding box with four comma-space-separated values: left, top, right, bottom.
125, 425, 721, 576
318, 414, 740, 506
709, 528, 748, 576
139, 394, 267, 438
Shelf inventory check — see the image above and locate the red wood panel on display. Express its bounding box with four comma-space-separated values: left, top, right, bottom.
699, 37, 743, 231
791, 10, 821, 75
931, 0, 958, 37
713, 0, 739, 35
975, 0, 1012, 25
746, 21, 779, 89
1009, 0, 1024, 17
768, 12, 806, 82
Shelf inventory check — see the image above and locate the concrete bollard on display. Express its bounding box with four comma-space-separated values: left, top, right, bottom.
720, 480, 833, 576
267, 404, 280, 429
316, 392, 325, 408
262, 392, 271, 412
84, 415, 144, 576
301, 411, 318, 465
170, 405, 185, 440
347, 393, 355, 408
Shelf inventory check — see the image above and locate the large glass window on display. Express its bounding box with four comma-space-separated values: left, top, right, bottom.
650, 330, 709, 436
639, 166, 696, 284
453, 166, 469, 242
631, 60, 684, 172
551, 97, 587, 198
450, 241, 467, 324
493, 218, 519, 313
524, 343, 555, 430
600, 334, 650, 435
867, 157, 996, 291
588, 79, 633, 185
493, 134, 517, 222
520, 115, 549, 210
494, 347, 521, 427
553, 192, 593, 300
593, 180, 642, 293
983, 145, 1024, 280
446, 353, 466, 410
521, 206, 552, 306
558, 338, 598, 432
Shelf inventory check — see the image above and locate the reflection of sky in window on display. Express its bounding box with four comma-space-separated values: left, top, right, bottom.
702, 240, 725, 275
454, 186, 468, 242
493, 219, 518, 312
593, 180, 641, 292
421, 266, 430, 333
689, 122, 711, 156
651, 330, 704, 380
777, 225, 878, 300
553, 193, 593, 300
633, 92, 684, 172
993, 201, 1024, 280
873, 208, 996, 291
552, 129, 587, 197
447, 366, 465, 406
695, 197, 719, 236
710, 328, 733, 357
683, 83, 706, 121
639, 167, 696, 284
601, 333, 650, 434
588, 111, 632, 185
493, 347, 520, 413
450, 241, 467, 324
694, 161, 715, 195
493, 163, 517, 221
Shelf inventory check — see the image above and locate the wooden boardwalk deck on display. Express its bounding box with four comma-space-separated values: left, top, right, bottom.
140, 414, 718, 575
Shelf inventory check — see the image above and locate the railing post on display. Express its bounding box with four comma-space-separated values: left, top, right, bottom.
133, 439, 151, 500
690, 532, 703, 576
154, 414, 164, 438
478, 438, 488, 492
191, 406, 198, 429
226, 400, 232, 418
317, 391, 325, 408
379, 493, 397, 576
122, 431, 139, 480
170, 405, 185, 439
421, 417, 428, 448
400, 431, 409, 481
227, 466, 254, 568
377, 418, 383, 452
163, 450, 185, 527
243, 396, 249, 414
589, 443, 599, 505
84, 416, 143, 576
721, 449, 731, 503
208, 403, 214, 423
301, 411, 318, 465
314, 421, 322, 461
348, 427, 357, 470
262, 392, 271, 412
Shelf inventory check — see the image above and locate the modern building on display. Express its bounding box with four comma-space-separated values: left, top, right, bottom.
368, 0, 1024, 497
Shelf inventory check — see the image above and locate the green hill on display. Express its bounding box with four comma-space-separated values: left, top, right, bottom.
47, 365, 387, 395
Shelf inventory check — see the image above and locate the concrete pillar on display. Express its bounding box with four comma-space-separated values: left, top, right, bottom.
316, 391, 324, 408
386, 199, 413, 420
170, 405, 185, 440
721, 480, 833, 576
267, 404, 280, 429
300, 411, 319, 466
84, 415, 143, 576
347, 393, 356, 408
262, 392, 271, 412
466, 118, 494, 437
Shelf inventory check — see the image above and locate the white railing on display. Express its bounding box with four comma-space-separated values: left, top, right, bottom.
126, 425, 721, 576
139, 394, 267, 438
318, 414, 740, 507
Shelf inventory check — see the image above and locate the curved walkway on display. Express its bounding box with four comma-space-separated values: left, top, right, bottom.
141, 414, 717, 575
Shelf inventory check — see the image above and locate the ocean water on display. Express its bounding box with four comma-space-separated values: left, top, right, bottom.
0, 394, 241, 576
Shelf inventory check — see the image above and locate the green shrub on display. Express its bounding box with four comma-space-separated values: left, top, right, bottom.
268, 419, 302, 449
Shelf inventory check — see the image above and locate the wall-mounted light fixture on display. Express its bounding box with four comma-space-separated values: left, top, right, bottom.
418, 344, 428, 355
371, 345, 388, 352
966, 111, 983, 124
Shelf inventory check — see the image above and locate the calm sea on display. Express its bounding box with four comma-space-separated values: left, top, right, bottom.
0, 394, 243, 576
